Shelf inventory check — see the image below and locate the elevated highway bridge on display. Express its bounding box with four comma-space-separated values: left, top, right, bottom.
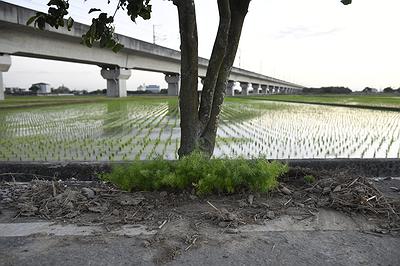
0, 2, 303, 100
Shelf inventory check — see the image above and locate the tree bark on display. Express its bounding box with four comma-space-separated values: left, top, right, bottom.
198, 0, 231, 127
199, 0, 251, 156
173, 0, 201, 157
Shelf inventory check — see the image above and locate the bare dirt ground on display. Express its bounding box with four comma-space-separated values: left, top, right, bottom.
0, 170, 399, 265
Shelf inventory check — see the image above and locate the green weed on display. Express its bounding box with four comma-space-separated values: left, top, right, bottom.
304, 174, 316, 184
101, 153, 288, 195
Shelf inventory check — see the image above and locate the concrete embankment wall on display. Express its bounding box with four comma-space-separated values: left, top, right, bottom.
0, 159, 399, 182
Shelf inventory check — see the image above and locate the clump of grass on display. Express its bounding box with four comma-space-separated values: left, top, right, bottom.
101, 152, 288, 195
304, 174, 316, 184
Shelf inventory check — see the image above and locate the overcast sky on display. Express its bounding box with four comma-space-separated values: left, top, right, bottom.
3, 0, 400, 91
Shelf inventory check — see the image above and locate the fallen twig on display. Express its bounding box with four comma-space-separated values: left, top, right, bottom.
284, 198, 292, 206
158, 219, 167, 229
347, 177, 359, 188
185, 236, 198, 251
366, 195, 376, 202
206, 201, 220, 212
52, 181, 57, 197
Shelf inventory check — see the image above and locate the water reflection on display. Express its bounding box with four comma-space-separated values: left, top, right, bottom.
102, 101, 129, 137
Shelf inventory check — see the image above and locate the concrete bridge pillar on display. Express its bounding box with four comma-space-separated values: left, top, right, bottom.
101, 68, 131, 97
240, 82, 249, 96
0, 55, 11, 101
268, 85, 274, 94
252, 83, 260, 95
226, 80, 235, 96
261, 85, 268, 95
165, 73, 180, 96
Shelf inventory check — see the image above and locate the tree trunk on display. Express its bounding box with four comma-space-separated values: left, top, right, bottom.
198, 0, 231, 127
174, 0, 201, 157
174, 0, 250, 158
198, 0, 251, 156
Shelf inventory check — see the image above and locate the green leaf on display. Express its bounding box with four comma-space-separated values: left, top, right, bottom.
140, 9, 151, 20
341, 0, 352, 5
67, 17, 74, 30
26, 16, 37, 26
106, 38, 116, 48
90, 24, 97, 38
99, 36, 108, 47
88, 8, 101, 14
37, 17, 46, 29
112, 43, 124, 53
47, 0, 61, 6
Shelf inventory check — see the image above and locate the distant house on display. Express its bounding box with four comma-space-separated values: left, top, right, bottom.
146, 84, 161, 93
32, 82, 51, 94
362, 87, 378, 94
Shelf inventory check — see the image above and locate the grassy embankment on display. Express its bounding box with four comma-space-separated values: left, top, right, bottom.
246, 94, 400, 110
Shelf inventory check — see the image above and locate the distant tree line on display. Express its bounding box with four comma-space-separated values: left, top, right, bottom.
303, 87, 352, 94
127, 89, 168, 95
382, 87, 400, 93
363, 87, 400, 94
303, 86, 400, 94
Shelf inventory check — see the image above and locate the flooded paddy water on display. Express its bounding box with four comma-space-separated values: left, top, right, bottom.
0, 98, 399, 161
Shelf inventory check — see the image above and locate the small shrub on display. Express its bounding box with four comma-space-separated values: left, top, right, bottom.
304, 175, 316, 184
101, 153, 288, 195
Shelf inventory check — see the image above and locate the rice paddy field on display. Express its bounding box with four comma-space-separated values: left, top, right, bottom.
0, 96, 400, 161
250, 94, 400, 108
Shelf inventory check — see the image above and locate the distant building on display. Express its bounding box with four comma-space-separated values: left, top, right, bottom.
362, 87, 378, 94
137, 84, 146, 91
146, 84, 161, 93
32, 82, 51, 94
5, 87, 25, 94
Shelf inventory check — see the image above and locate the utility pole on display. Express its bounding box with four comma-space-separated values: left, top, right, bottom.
152, 24, 166, 45
238, 49, 242, 68
153, 25, 156, 44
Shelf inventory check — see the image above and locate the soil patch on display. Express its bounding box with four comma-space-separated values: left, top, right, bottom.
1, 172, 399, 232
